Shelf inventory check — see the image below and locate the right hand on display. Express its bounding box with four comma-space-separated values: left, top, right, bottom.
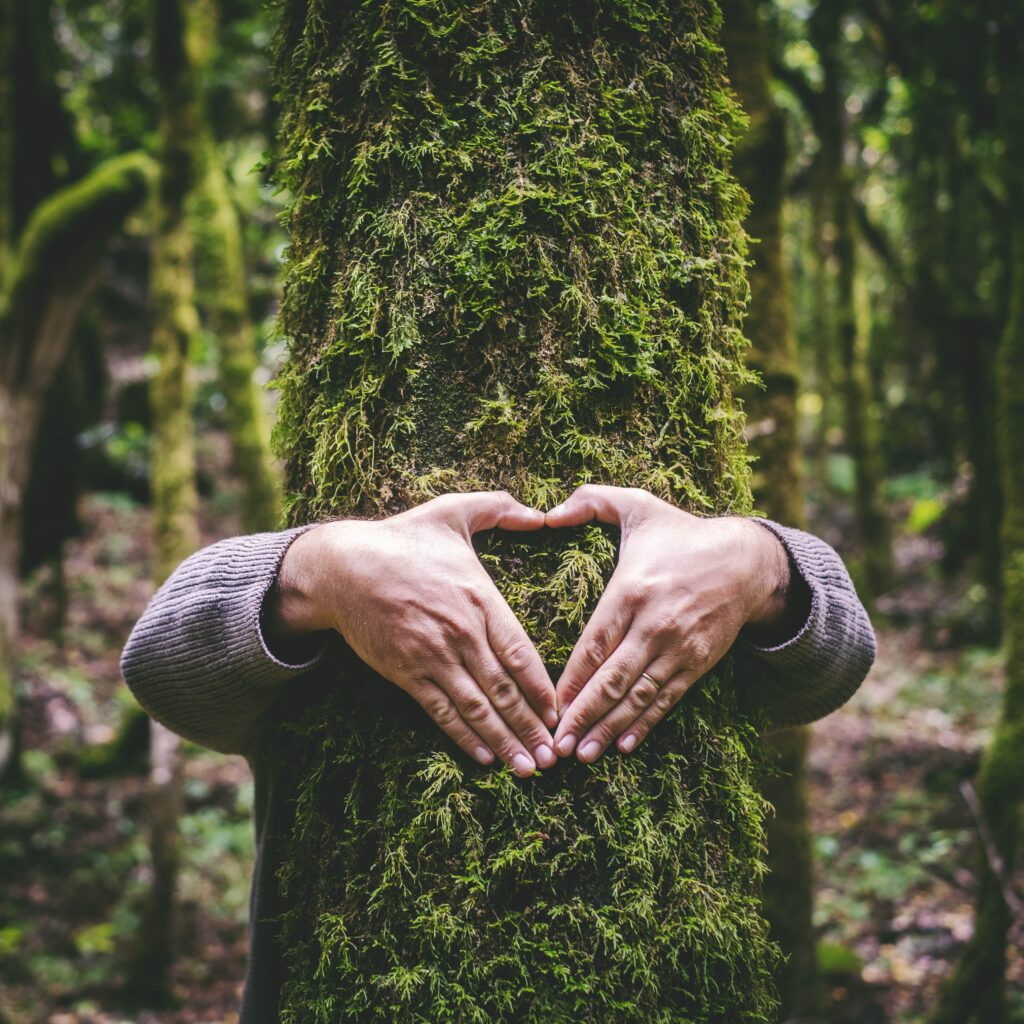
268, 492, 558, 777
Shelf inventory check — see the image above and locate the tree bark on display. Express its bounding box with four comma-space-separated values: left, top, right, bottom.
269, 2, 779, 1020
931, 13, 1024, 1020
191, 0, 280, 532
0, 154, 153, 785
811, 2, 891, 603
721, 3, 821, 1018
125, 0, 201, 1002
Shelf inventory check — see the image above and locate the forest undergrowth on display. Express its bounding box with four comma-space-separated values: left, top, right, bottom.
0, 441, 1021, 1024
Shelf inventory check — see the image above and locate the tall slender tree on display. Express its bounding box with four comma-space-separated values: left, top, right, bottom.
721, 2, 821, 1018
191, 0, 280, 533
0, 0, 152, 784
267, 2, 782, 1019
126, 0, 201, 1000
931, 9, 1024, 1021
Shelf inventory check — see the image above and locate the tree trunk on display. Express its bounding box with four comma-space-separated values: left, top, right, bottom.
191, 0, 280, 532
0, 0, 13, 269
721, 3, 821, 1019
811, 3, 891, 603
931, 14, 1024, 1020
125, 0, 201, 1002
0, 154, 153, 785
268, 2, 779, 1020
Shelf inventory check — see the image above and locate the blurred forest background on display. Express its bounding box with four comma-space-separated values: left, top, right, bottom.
0, 0, 1022, 1022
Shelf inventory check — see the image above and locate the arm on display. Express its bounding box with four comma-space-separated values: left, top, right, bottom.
736, 518, 877, 730
545, 485, 876, 761
120, 526, 329, 757
122, 492, 560, 773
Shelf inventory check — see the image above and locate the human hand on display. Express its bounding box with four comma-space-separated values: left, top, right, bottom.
545, 485, 792, 763
268, 492, 558, 777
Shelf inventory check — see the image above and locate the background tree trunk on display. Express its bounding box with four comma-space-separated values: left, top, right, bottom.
125, 0, 201, 1001
0, 154, 153, 785
721, 2, 821, 1018
931, 12, 1024, 1020
191, 0, 280, 533
810, 1, 891, 604
268, 2, 781, 1020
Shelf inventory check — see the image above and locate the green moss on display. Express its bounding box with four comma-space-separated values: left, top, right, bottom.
190, 0, 280, 533
0, 152, 155, 340
269, 1, 778, 1019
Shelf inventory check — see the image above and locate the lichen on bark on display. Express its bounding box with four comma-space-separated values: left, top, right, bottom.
269, 2, 779, 1020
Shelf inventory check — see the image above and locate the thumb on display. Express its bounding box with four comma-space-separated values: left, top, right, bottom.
545, 484, 653, 530
435, 490, 545, 536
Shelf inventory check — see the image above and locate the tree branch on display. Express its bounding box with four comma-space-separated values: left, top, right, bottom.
0, 152, 155, 391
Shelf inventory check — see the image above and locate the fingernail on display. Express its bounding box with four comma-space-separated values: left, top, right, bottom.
544, 709, 559, 729
556, 734, 576, 757
535, 743, 555, 768
620, 734, 637, 753
549, 503, 566, 516
512, 753, 535, 776
474, 746, 494, 764
578, 740, 601, 762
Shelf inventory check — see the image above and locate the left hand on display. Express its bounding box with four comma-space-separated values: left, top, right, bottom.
546, 485, 792, 763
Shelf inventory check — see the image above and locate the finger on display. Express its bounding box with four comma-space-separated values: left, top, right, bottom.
462, 640, 556, 769
545, 484, 654, 530
553, 575, 634, 734
613, 669, 701, 755
573, 653, 682, 763
486, 604, 559, 731
435, 490, 545, 535
435, 664, 539, 778
409, 680, 495, 766
553, 625, 655, 756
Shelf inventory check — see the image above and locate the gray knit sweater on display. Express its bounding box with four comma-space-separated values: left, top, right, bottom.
121, 519, 875, 1021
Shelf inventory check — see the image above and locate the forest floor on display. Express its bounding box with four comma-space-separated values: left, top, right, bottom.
1, 471, 1023, 1023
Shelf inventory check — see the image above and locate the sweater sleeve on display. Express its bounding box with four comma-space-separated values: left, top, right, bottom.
120, 526, 330, 756
735, 518, 877, 730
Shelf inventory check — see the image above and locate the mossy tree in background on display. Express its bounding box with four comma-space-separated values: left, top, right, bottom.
721, 1, 821, 1018
191, 0, 280, 533
0, 0, 153, 787
125, 0, 201, 1002
269, 1, 782, 1020
779, 0, 892, 604
932, 9, 1024, 1022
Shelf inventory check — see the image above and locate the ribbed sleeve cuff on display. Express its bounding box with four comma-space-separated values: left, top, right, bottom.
738, 518, 877, 728
121, 525, 329, 754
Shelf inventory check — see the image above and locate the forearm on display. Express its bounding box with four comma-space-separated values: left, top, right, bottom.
736, 518, 876, 729
120, 526, 330, 756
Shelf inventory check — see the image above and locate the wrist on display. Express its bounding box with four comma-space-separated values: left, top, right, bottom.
265, 524, 338, 638
742, 519, 791, 628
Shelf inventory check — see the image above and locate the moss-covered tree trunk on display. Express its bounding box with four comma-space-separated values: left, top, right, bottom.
721, 2, 821, 1018
0, 155, 153, 786
190, 0, 280, 532
126, 0, 200, 1001
810, 1, 891, 603
931, 13, 1024, 1021
268, 3, 781, 1021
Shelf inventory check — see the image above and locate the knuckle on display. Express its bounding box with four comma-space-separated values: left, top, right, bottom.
496, 638, 533, 675
582, 634, 609, 669
438, 615, 471, 644
423, 693, 458, 726
597, 673, 629, 703
629, 678, 659, 707
622, 581, 650, 610
686, 636, 712, 665
460, 692, 492, 724
488, 677, 521, 712
653, 689, 677, 715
